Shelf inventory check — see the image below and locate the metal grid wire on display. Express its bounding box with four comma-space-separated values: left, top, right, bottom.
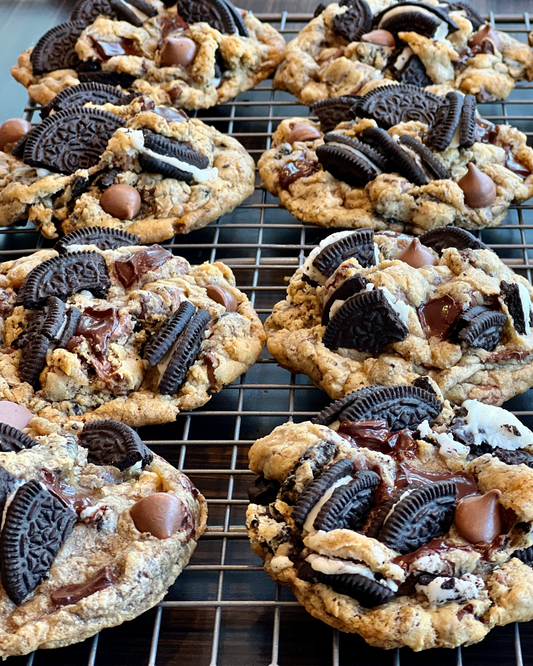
6, 10, 533, 666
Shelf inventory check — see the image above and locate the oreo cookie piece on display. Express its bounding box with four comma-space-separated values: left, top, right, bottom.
398, 135, 451, 180
30, 21, 85, 75
139, 129, 209, 182
366, 484, 420, 539
56, 307, 82, 348
515, 546, 533, 565
454, 306, 506, 351
248, 476, 281, 505
377, 481, 457, 554
223, 0, 249, 37
374, 2, 458, 33
459, 94, 477, 148
158, 308, 211, 395
79, 420, 153, 471
280, 440, 340, 503
143, 300, 196, 365
176, 0, 236, 34
445, 1, 485, 30
323, 289, 409, 353
489, 448, 533, 468
0, 423, 38, 453
418, 227, 488, 254
316, 143, 380, 187
354, 85, 442, 129
339, 385, 443, 431
322, 275, 370, 325
501, 281, 529, 336
0, 480, 77, 604
381, 11, 440, 38
21, 251, 111, 309
54, 227, 141, 253
315, 572, 395, 607
426, 92, 464, 151
40, 83, 134, 119
393, 54, 433, 88
311, 387, 381, 426
361, 127, 427, 185
292, 459, 354, 528
77, 70, 137, 87
332, 0, 373, 42
18, 334, 49, 387
0, 469, 19, 518
109, 0, 157, 27
324, 133, 389, 171
313, 97, 357, 133
312, 229, 376, 278
22, 107, 125, 174
71, 0, 113, 23
314, 470, 380, 531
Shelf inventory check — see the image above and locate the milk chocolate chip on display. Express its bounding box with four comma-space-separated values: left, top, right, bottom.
287, 122, 323, 144
396, 238, 438, 268
100, 184, 141, 220
130, 493, 186, 539
454, 489, 503, 543
458, 163, 497, 208
469, 24, 504, 52
206, 284, 238, 312
0, 118, 32, 152
361, 29, 396, 47
160, 37, 197, 67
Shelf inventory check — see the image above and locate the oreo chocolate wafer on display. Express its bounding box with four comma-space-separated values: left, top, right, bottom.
30, 21, 85, 75
80, 420, 153, 470
398, 134, 451, 180
426, 92, 464, 151
312, 228, 376, 277
361, 127, 428, 185
176, 0, 238, 35
40, 83, 135, 119
54, 227, 141, 253
418, 227, 489, 254
143, 301, 196, 365
332, 0, 372, 42
0, 423, 38, 453
139, 129, 210, 182
313, 97, 358, 133
353, 85, 442, 129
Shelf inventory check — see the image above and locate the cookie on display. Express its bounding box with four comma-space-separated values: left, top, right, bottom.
247, 394, 533, 648
79, 420, 153, 470
0, 423, 37, 453
354, 85, 442, 129
313, 97, 357, 133
273, 3, 533, 106
40, 82, 134, 119
265, 229, 533, 406
0, 244, 264, 426
54, 227, 141, 252
30, 21, 85, 75
418, 227, 488, 254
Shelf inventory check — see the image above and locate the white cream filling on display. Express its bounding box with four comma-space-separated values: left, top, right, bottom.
448, 123, 462, 149
380, 285, 410, 327
461, 399, 533, 450
209, 77, 222, 87
120, 128, 218, 183
394, 46, 413, 70
434, 431, 469, 456
517, 281, 532, 335
303, 475, 352, 532
270, 555, 293, 572
301, 230, 362, 285
327, 141, 383, 175
379, 6, 449, 41
396, 139, 434, 180
329, 299, 346, 320
382, 487, 417, 529
119, 0, 148, 22
416, 573, 483, 606
306, 554, 398, 591
1, 481, 26, 532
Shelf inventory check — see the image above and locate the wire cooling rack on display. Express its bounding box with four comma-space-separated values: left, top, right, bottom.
5, 9, 533, 666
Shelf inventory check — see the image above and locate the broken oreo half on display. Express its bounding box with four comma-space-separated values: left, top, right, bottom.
314, 470, 380, 531
454, 306, 506, 351
40, 83, 134, 119
418, 227, 489, 254
397, 134, 451, 180
426, 92, 464, 152
176, 0, 241, 35
313, 97, 358, 134
501, 280, 530, 336
0, 423, 38, 453
312, 228, 376, 278
30, 21, 85, 75
332, 0, 373, 42
79, 420, 153, 471
139, 129, 209, 182
143, 300, 196, 366
315, 571, 396, 607
54, 227, 141, 253
353, 85, 442, 129
322, 275, 370, 325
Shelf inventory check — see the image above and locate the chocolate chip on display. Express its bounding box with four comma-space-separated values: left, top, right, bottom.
115, 245, 173, 289
130, 493, 186, 538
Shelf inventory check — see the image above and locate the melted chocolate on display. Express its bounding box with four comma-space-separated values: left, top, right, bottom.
418, 294, 462, 340
115, 245, 173, 288
338, 420, 417, 461
395, 464, 478, 501
279, 159, 319, 190
160, 13, 188, 40
91, 37, 138, 60
51, 566, 116, 608
454, 41, 495, 70
77, 306, 119, 355
41, 470, 93, 514
392, 538, 474, 568
475, 120, 530, 177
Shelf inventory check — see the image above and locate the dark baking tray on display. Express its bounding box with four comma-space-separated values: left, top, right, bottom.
2, 8, 533, 666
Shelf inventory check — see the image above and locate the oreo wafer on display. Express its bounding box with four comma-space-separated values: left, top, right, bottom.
176, 0, 237, 34
316, 142, 380, 187
331, 0, 373, 42
314, 470, 380, 531
454, 306, 506, 351
322, 275, 370, 325
313, 97, 357, 133
109, 0, 157, 27
40, 83, 134, 119
354, 85, 442, 129
311, 387, 382, 426
139, 129, 209, 182
71, 0, 114, 24
30, 21, 85, 75
373, 1, 459, 33
445, 1, 484, 30
426, 92, 463, 151
0, 423, 38, 453
361, 127, 427, 185
398, 135, 451, 180
418, 227, 489, 254
315, 571, 395, 607
393, 54, 433, 87
143, 301, 196, 365
324, 133, 389, 171
501, 280, 530, 335
54, 227, 141, 253
312, 229, 376, 278
56, 307, 82, 348
80, 420, 153, 470
459, 94, 477, 148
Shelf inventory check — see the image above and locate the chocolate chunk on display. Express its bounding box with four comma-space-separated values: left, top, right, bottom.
459, 94, 477, 148
445, 1, 484, 30
56, 307, 82, 348
427, 92, 464, 151
51, 565, 116, 608
361, 127, 427, 185
0, 119, 32, 152
501, 281, 528, 335
158, 309, 211, 394
160, 37, 198, 67
419, 294, 462, 340
0, 480, 77, 604
79, 420, 153, 471
76, 306, 119, 354
412, 376, 437, 396
515, 546, 533, 565
292, 459, 354, 528
206, 285, 238, 312
312, 229, 376, 278
397, 135, 451, 180
315, 572, 395, 607
314, 470, 380, 531
377, 481, 457, 554
0, 423, 37, 453
454, 489, 503, 543
109, 0, 157, 26
322, 275, 370, 325
55, 227, 141, 253
248, 476, 281, 505
323, 289, 409, 353
30, 21, 85, 75
311, 388, 380, 426
143, 300, 195, 366
454, 306, 506, 350
115, 245, 173, 288
418, 227, 488, 254
40, 82, 134, 119
338, 385, 443, 431
139, 129, 209, 182
381, 10, 441, 38
18, 335, 50, 387
313, 97, 357, 134
22, 107, 124, 174
280, 440, 339, 503
332, 0, 373, 42
323, 132, 389, 170
279, 159, 319, 189
130, 493, 186, 538
176, 0, 237, 34
316, 143, 379, 187
394, 54, 433, 87
100, 184, 141, 220
21, 251, 111, 309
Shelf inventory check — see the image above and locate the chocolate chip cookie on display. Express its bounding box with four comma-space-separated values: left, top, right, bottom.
258, 93, 533, 233
11, 0, 285, 109
247, 385, 533, 649
0, 239, 264, 425
274, 1, 533, 106
265, 228, 533, 406
0, 412, 206, 657
0, 96, 256, 241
